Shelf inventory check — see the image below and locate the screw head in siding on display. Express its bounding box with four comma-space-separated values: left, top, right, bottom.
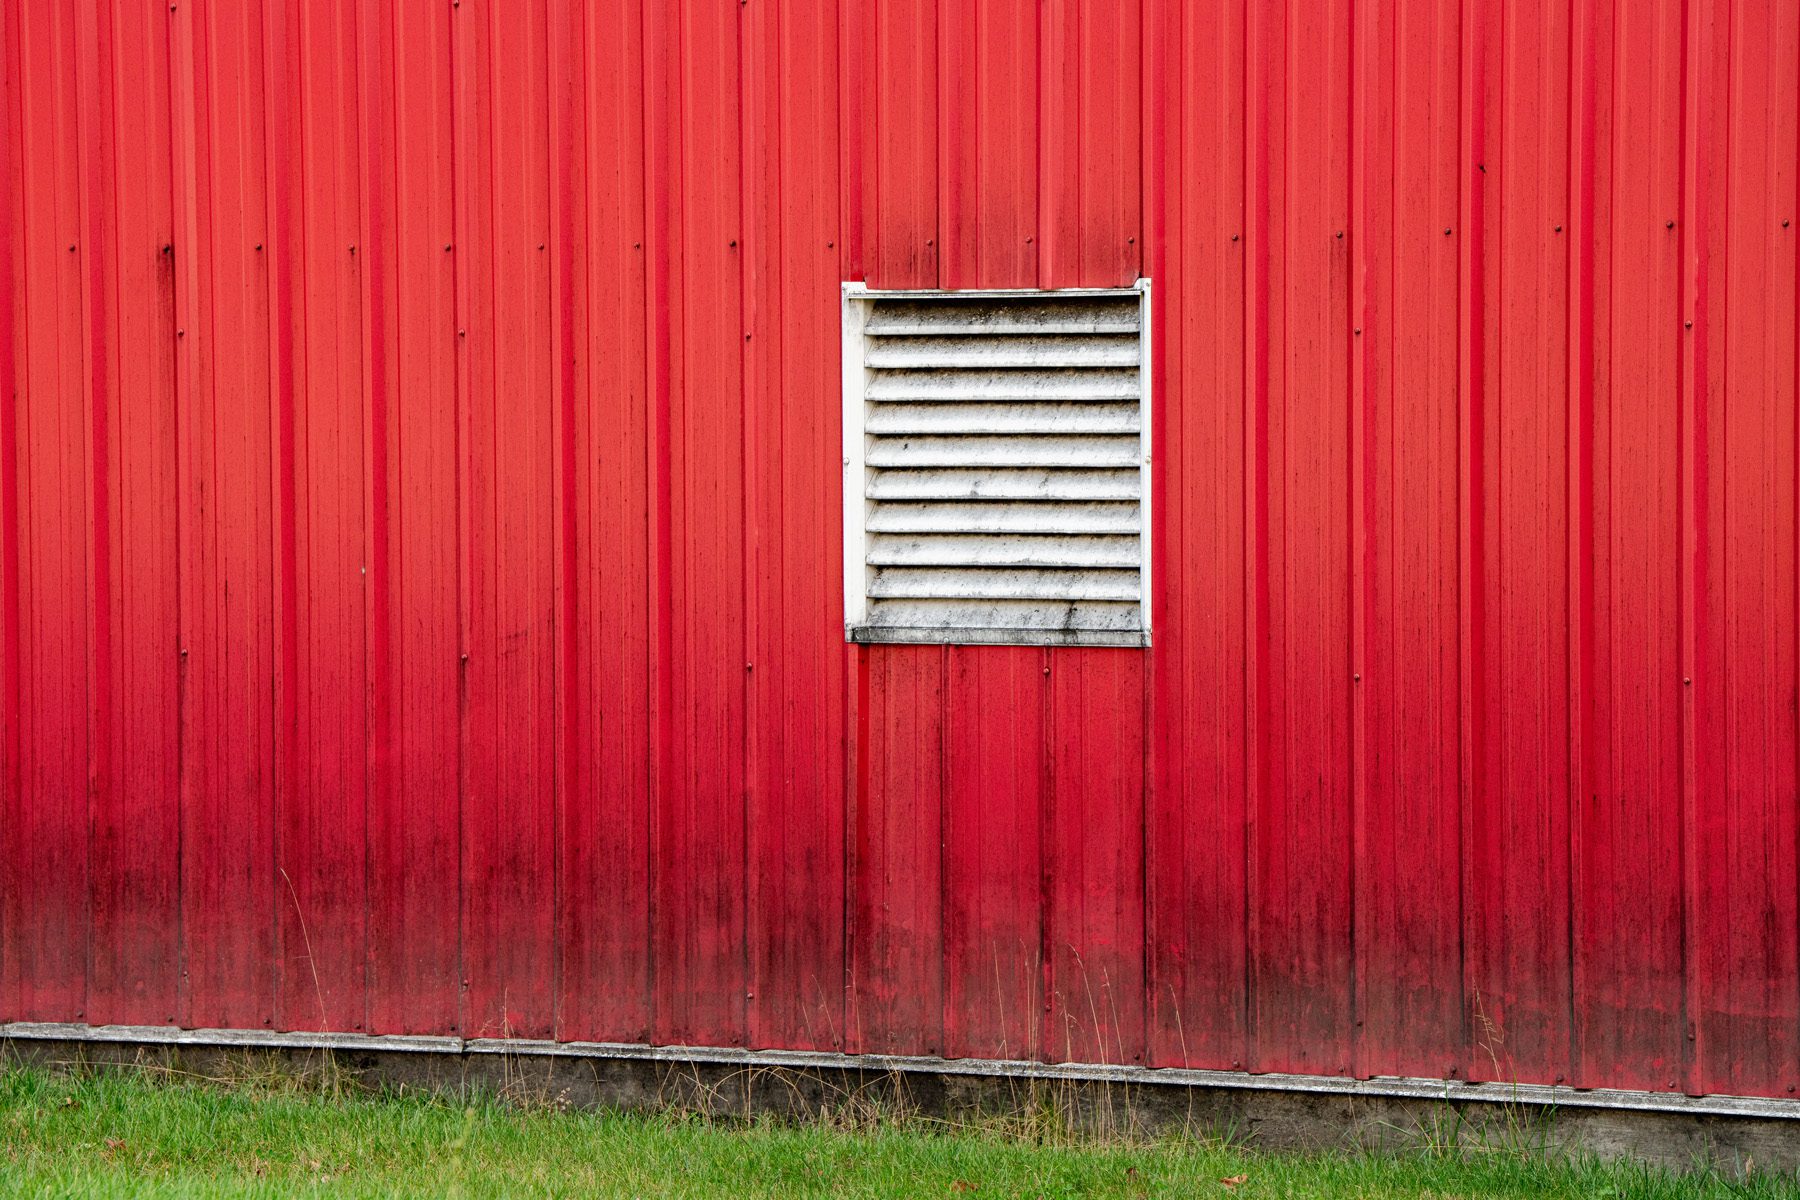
163, 244, 172, 254
1553, 225, 1562, 233
1685, 320, 1693, 329
1231, 234, 1239, 242
255, 243, 263, 251
348, 244, 356, 254
1353, 673, 1361, 682
827, 241, 834, 248
538, 243, 545, 251
1444, 227, 1453, 236
1666, 219, 1675, 229
729, 239, 737, 248
1335, 230, 1343, 239
68, 244, 76, 253
1354, 328, 1361, 336
177, 329, 185, 337
1684, 677, 1692, 685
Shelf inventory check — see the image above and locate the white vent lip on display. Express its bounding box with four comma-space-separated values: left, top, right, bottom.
844, 281, 1152, 648
865, 468, 1141, 502
866, 435, 1140, 470
865, 402, 1141, 436
866, 368, 1139, 402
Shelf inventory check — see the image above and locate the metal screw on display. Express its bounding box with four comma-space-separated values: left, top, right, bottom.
1354, 328, 1361, 336
1684, 677, 1692, 686
1353, 673, 1361, 681
1231, 234, 1239, 242
1685, 320, 1693, 329
1444, 227, 1453, 236
1666, 220, 1675, 229
446, 244, 453, 251
254, 243, 263, 251
348, 244, 356, 253
1335, 231, 1343, 239
728, 239, 737, 247
68, 244, 76, 253
1553, 225, 1562, 233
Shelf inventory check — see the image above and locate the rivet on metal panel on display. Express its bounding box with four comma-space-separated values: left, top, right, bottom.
349, 245, 356, 253
1231, 234, 1239, 242
1685, 320, 1693, 329
1353, 673, 1361, 682
177, 329, 185, 337
1025, 237, 1033, 244
445, 244, 453, 252
255, 244, 263, 251
162, 244, 172, 253
1354, 328, 1361, 336
67, 244, 76, 253
1666, 220, 1675, 229
1553, 225, 1562, 233
729, 240, 737, 248
745, 663, 753, 671
1335, 230, 1343, 239
1684, 677, 1692, 685
827, 241, 834, 248
1443, 228, 1452, 236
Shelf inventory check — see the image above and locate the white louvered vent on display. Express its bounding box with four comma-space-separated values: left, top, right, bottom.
842, 282, 1151, 647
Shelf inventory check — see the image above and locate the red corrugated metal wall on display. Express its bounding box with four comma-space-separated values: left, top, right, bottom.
1, 0, 1797, 1099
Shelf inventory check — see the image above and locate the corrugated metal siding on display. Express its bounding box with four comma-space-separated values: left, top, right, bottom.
0, 0, 1796, 1099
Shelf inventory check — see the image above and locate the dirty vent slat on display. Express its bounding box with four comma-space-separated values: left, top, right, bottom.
846, 286, 1150, 647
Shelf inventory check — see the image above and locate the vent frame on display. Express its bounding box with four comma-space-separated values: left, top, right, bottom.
842, 280, 1153, 648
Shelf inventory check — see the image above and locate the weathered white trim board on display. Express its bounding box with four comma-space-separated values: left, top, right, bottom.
4, 1021, 1796, 1122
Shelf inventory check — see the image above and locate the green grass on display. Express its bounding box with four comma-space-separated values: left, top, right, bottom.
0, 1062, 1792, 1198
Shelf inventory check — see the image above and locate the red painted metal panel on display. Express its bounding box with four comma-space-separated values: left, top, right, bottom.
173, 0, 279, 1031
1575, 0, 1685, 1093
367, 0, 461, 1038
2, 0, 1799, 1104
1146, 0, 1252, 1072
84, 0, 181, 1028
1351, 0, 1465, 1081
557, 0, 653, 1046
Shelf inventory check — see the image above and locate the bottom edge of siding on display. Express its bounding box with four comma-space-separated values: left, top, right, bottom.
3, 1021, 1793, 1121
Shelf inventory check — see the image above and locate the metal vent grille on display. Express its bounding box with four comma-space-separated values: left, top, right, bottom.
842, 283, 1151, 647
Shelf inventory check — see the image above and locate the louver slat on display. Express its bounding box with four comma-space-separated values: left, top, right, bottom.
845, 285, 1150, 646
